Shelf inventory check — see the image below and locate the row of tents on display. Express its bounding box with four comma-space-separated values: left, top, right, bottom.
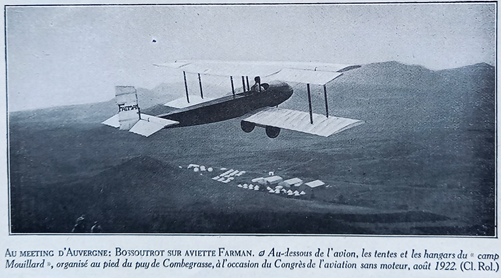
186, 164, 326, 198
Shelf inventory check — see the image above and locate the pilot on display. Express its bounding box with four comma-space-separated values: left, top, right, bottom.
251, 76, 264, 92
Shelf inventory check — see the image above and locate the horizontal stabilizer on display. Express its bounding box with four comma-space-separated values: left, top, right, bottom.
129, 114, 179, 137
102, 114, 120, 128
243, 107, 363, 137
164, 95, 215, 109
103, 113, 178, 137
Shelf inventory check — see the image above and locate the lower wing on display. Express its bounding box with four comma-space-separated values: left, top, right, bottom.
242, 107, 363, 137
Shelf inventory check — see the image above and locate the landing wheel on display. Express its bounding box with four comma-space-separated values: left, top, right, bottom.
265, 126, 280, 138
241, 121, 255, 133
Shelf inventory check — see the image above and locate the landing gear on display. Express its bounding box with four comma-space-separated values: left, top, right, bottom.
242, 121, 280, 138
241, 121, 255, 133
265, 126, 280, 138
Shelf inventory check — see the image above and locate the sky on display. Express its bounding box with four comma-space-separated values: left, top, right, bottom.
6, 3, 497, 111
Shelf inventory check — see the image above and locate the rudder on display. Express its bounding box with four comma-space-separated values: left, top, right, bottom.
102, 86, 180, 137
115, 86, 140, 130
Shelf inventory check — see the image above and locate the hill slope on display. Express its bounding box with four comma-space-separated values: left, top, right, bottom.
11, 155, 454, 234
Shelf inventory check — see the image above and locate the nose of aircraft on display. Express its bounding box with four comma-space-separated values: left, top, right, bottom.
282, 82, 294, 98
266, 80, 294, 104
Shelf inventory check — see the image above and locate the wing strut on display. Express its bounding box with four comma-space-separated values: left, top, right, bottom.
183, 71, 190, 103
307, 83, 313, 124
198, 73, 204, 99
241, 76, 246, 92
230, 76, 235, 98
246, 76, 250, 91
323, 85, 329, 118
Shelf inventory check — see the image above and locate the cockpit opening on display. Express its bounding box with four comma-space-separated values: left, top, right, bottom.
251, 76, 268, 92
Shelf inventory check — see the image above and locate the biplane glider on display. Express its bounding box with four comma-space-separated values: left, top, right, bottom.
103, 60, 364, 138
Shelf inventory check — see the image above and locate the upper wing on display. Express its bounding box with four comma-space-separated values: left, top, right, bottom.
155, 60, 360, 85
243, 107, 363, 137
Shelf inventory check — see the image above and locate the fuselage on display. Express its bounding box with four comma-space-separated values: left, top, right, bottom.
158, 80, 293, 127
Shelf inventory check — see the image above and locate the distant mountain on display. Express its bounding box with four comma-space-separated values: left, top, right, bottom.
336, 61, 438, 88
315, 61, 495, 98
8, 100, 116, 128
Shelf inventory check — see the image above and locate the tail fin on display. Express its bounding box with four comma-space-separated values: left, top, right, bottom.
115, 86, 140, 130
103, 86, 179, 137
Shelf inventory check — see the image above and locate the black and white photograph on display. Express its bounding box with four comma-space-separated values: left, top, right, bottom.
6, 2, 496, 236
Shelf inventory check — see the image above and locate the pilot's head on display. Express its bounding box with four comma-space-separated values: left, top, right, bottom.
254, 76, 261, 83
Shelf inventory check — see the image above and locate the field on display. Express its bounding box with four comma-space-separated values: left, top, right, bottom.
9, 62, 495, 235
